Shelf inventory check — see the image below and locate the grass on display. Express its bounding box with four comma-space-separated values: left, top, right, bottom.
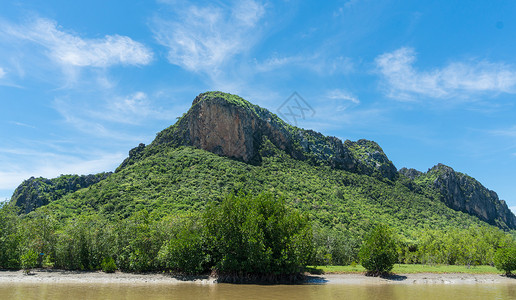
310, 264, 500, 274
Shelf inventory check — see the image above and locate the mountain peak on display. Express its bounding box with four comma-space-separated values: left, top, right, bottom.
415, 163, 516, 229
131, 92, 399, 180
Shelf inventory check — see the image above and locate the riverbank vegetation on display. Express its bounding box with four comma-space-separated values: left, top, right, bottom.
1, 193, 313, 282
1, 192, 515, 279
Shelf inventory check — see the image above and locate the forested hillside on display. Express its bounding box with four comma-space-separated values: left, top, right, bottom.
1, 91, 515, 274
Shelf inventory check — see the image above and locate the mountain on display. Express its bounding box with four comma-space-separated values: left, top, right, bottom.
11, 173, 111, 214
10, 91, 516, 231
118, 92, 397, 180
400, 164, 516, 229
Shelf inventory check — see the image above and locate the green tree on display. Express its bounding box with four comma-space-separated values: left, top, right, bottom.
18, 207, 57, 268
359, 223, 397, 276
0, 204, 21, 269
101, 257, 117, 273
493, 246, 516, 275
203, 192, 313, 278
20, 249, 38, 274
157, 217, 206, 274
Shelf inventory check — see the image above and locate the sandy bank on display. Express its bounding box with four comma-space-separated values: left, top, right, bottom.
0, 270, 514, 285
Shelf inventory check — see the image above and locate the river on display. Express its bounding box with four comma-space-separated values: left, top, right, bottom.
1, 282, 515, 300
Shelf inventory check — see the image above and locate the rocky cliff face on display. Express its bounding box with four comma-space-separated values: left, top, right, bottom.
142, 91, 397, 180
413, 164, 516, 230
11, 173, 111, 214
12, 91, 515, 230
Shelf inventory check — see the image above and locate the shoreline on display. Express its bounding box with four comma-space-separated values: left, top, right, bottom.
0, 270, 514, 285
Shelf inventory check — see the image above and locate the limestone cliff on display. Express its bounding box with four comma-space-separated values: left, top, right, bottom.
412, 164, 516, 229
137, 91, 397, 180
11, 91, 515, 230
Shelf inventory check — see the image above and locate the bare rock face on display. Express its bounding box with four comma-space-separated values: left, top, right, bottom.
149, 92, 396, 179
399, 167, 423, 180
187, 95, 263, 163
423, 164, 516, 229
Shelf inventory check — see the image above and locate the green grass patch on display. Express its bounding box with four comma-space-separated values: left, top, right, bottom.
311, 264, 500, 274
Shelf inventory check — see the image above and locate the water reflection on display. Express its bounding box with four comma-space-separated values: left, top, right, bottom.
0, 282, 515, 300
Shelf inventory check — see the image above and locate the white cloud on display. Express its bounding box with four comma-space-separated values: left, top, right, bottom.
489, 126, 516, 138
8, 121, 36, 129
97, 92, 177, 124
510, 206, 516, 215
152, 0, 264, 73
255, 55, 353, 75
2, 18, 152, 68
326, 89, 360, 104
0, 67, 5, 78
0, 150, 124, 190
375, 47, 516, 100
53, 91, 179, 141
324, 89, 360, 113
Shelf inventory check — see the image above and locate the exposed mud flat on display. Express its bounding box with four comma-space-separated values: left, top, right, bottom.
0, 270, 514, 286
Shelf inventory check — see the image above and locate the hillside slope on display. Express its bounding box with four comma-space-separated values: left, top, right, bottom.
11, 173, 111, 214
10, 91, 516, 230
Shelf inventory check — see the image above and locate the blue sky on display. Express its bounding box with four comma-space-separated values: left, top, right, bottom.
1, 1, 516, 214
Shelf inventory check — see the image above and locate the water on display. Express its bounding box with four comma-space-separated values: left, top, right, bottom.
1, 282, 515, 300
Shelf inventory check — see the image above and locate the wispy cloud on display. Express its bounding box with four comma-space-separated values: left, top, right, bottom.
93, 92, 177, 125
325, 89, 360, 114
375, 47, 516, 100
0, 149, 124, 190
510, 206, 516, 215
1, 17, 153, 68
8, 121, 36, 129
326, 89, 360, 104
53, 91, 179, 141
488, 125, 516, 138
152, 0, 264, 74
0, 67, 5, 78
255, 54, 353, 75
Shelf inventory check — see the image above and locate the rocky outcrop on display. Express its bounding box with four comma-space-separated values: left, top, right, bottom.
116, 143, 146, 172
415, 164, 516, 230
11, 91, 516, 231
345, 139, 398, 180
11, 173, 111, 214
144, 91, 397, 180
399, 167, 423, 180
114, 91, 516, 229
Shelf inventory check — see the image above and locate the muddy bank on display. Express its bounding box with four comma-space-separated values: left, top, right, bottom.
0, 270, 215, 285
314, 273, 515, 285
0, 270, 514, 285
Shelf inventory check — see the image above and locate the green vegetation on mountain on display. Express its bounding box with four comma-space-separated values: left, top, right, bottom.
1, 91, 516, 278
11, 173, 111, 214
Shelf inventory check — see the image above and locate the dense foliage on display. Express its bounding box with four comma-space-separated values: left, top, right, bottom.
11, 173, 111, 214
2, 91, 516, 276
43, 146, 492, 233
0, 193, 315, 279
358, 224, 398, 275
203, 192, 313, 277
493, 246, 516, 275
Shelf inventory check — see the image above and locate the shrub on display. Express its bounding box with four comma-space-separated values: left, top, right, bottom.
493, 246, 516, 275
358, 223, 397, 276
203, 192, 313, 277
101, 257, 117, 273
20, 250, 38, 274
157, 219, 206, 274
